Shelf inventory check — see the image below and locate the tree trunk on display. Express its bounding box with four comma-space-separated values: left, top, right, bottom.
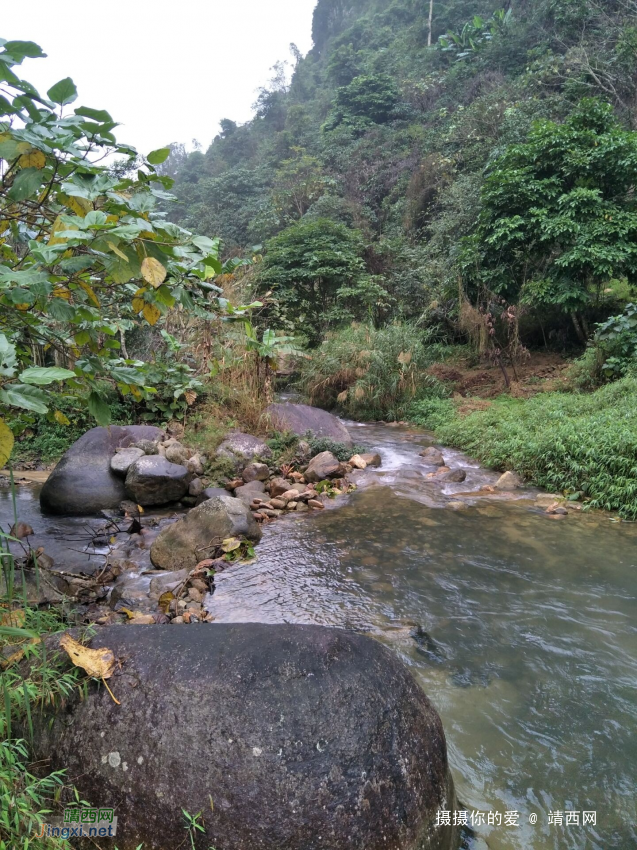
427, 0, 434, 46
570, 311, 588, 345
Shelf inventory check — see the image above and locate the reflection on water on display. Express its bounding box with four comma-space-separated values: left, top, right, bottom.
211, 423, 637, 850
2, 423, 636, 849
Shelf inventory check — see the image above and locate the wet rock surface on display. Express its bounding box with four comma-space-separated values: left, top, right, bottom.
267, 402, 353, 445
125, 456, 191, 506
33, 624, 457, 850
150, 495, 262, 570
40, 426, 163, 515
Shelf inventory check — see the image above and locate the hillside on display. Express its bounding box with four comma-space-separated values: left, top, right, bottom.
167, 0, 637, 342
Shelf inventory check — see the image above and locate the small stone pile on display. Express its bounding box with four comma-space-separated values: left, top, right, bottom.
230, 450, 382, 524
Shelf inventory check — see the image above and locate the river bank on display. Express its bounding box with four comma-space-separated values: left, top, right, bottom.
2, 418, 636, 849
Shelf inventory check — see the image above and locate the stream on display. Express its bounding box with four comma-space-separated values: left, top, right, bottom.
1, 421, 636, 850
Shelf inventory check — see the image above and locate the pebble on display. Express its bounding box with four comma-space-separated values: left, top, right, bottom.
308, 499, 324, 509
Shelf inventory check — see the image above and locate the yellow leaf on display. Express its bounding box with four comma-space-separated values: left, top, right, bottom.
0, 637, 40, 670
107, 241, 129, 262
66, 196, 92, 218
77, 280, 100, 307
53, 286, 71, 300
139, 230, 156, 240
53, 410, 71, 426
142, 302, 161, 325
131, 287, 146, 313
59, 633, 116, 679
158, 591, 174, 614
19, 150, 46, 169
0, 608, 25, 628
48, 215, 70, 246
130, 385, 143, 400
105, 214, 119, 224
15, 141, 31, 155
221, 537, 241, 553
15, 303, 30, 311
141, 257, 167, 288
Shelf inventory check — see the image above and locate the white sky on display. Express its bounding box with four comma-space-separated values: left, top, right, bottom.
3, 0, 317, 155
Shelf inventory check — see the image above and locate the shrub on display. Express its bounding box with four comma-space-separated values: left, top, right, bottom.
307, 436, 367, 461
299, 323, 451, 421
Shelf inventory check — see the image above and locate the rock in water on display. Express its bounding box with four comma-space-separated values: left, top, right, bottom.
125, 456, 190, 506
494, 471, 523, 491
150, 495, 261, 569
33, 624, 457, 850
267, 402, 353, 445
40, 426, 163, 516
304, 450, 342, 483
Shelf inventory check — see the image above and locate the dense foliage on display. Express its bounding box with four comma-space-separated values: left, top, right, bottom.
0, 38, 256, 451
166, 0, 637, 352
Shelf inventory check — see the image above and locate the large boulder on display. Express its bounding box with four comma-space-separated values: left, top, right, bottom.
267, 402, 352, 445
34, 624, 457, 850
150, 495, 262, 570
217, 431, 272, 462
304, 450, 342, 483
40, 426, 163, 516
125, 456, 190, 506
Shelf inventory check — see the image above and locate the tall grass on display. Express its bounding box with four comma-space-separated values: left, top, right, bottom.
299, 323, 452, 421
1, 477, 86, 850
411, 376, 637, 518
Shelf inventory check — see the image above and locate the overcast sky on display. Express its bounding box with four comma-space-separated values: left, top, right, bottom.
3, 0, 317, 155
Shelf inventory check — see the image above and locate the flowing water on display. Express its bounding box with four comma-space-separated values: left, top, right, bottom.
2, 422, 636, 849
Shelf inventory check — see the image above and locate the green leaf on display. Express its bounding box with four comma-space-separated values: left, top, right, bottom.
147, 147, 170, 165
47, 77, 78, 106
2, 41, 45, 63
0, 384, 49, 413
0, 334, 17, 378
19, 366, 76, 385
7, 167, 42, 201
74, 106, 113, 123
88, 391, 111, 426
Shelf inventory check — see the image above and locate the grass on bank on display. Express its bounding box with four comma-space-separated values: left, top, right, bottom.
409, 374, 637, 518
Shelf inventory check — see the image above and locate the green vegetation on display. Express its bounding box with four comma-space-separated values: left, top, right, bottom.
411, 378, 637, 518
300, 323, 451, 420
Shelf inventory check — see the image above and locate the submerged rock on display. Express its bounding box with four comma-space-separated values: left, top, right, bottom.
33, 624, 457, 850
125, 456, 190, 507
40, 425, 163, 516
435, 468, 467, 483
420, 447, 445, 467
150, 495, 261, 570
267, 401, 353, 445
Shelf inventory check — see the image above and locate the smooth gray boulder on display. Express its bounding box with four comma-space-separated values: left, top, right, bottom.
40, 426, 163, 516
217, 431, 272, 462
33, 624, 457, 850
304, 450, 343, 483
110, 447, 145, 477
242, 462, 270, 482
125, 456, 190, 506
267, 402, 352, 445
234, 479, 266, 505
150, 494, 261, 570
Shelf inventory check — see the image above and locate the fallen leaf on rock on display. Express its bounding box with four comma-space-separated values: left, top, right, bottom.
59, 633, 120, 705
0, 608, 26, 628
221, 537, 241, 553
0, 636, 40, 670
128, 614, 155, 624
158, 591, 174, 614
